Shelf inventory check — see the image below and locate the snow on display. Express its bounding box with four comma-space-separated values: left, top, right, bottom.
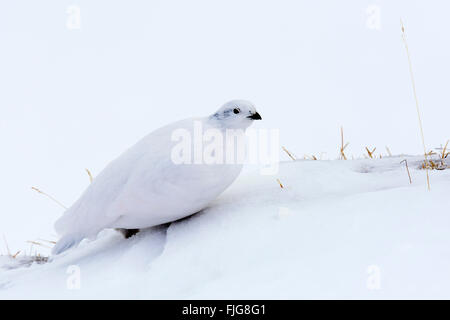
1, 155, 450, 299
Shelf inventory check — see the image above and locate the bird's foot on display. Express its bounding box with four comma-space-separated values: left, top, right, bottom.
116, 228, 140, 239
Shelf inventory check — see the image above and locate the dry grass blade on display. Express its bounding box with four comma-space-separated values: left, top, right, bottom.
3, 234, 11, 256
441, 140, 449, 159
304, 155, 318, 160
421, 158, 446, 171
365, 147, 376, 159
400, 159, 412, 184
85, 168, 94, 183
2, 236, 21, 259
340, 127, 349, 160
31, 187, 67, 209
26, 240, 52, 249
38, 238, 57, 245
386, 146, 392, 157
276, 178, 284, 189
401, 19, 430, 190
282, 146, 296, 161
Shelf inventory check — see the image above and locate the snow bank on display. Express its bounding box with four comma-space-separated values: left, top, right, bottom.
1, 156, 450, 299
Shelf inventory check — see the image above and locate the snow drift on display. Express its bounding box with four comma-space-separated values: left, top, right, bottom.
1, 156, 450, 299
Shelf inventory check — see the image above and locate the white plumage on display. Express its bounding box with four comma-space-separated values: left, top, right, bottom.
52, 100, 261, 254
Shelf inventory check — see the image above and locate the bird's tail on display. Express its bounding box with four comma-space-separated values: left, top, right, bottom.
52, 233, 84, 255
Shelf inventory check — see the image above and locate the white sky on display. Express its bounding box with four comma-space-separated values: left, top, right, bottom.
1, 0, 449, 251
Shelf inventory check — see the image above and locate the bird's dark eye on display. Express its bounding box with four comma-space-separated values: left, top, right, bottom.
233, 108, 240, 114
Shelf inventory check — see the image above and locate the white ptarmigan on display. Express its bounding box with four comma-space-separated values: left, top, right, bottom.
52, 100, 261, 254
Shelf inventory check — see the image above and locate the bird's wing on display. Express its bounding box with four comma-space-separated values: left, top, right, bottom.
105, 118, 245, 228
54, 145, 144, 236
104, 118, 201, 223
54, 117, 198, 237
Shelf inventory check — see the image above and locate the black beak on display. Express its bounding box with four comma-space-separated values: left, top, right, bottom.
247, 112, 262, 120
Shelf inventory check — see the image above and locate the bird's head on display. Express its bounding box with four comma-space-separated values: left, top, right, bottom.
209, 100, 262, 129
